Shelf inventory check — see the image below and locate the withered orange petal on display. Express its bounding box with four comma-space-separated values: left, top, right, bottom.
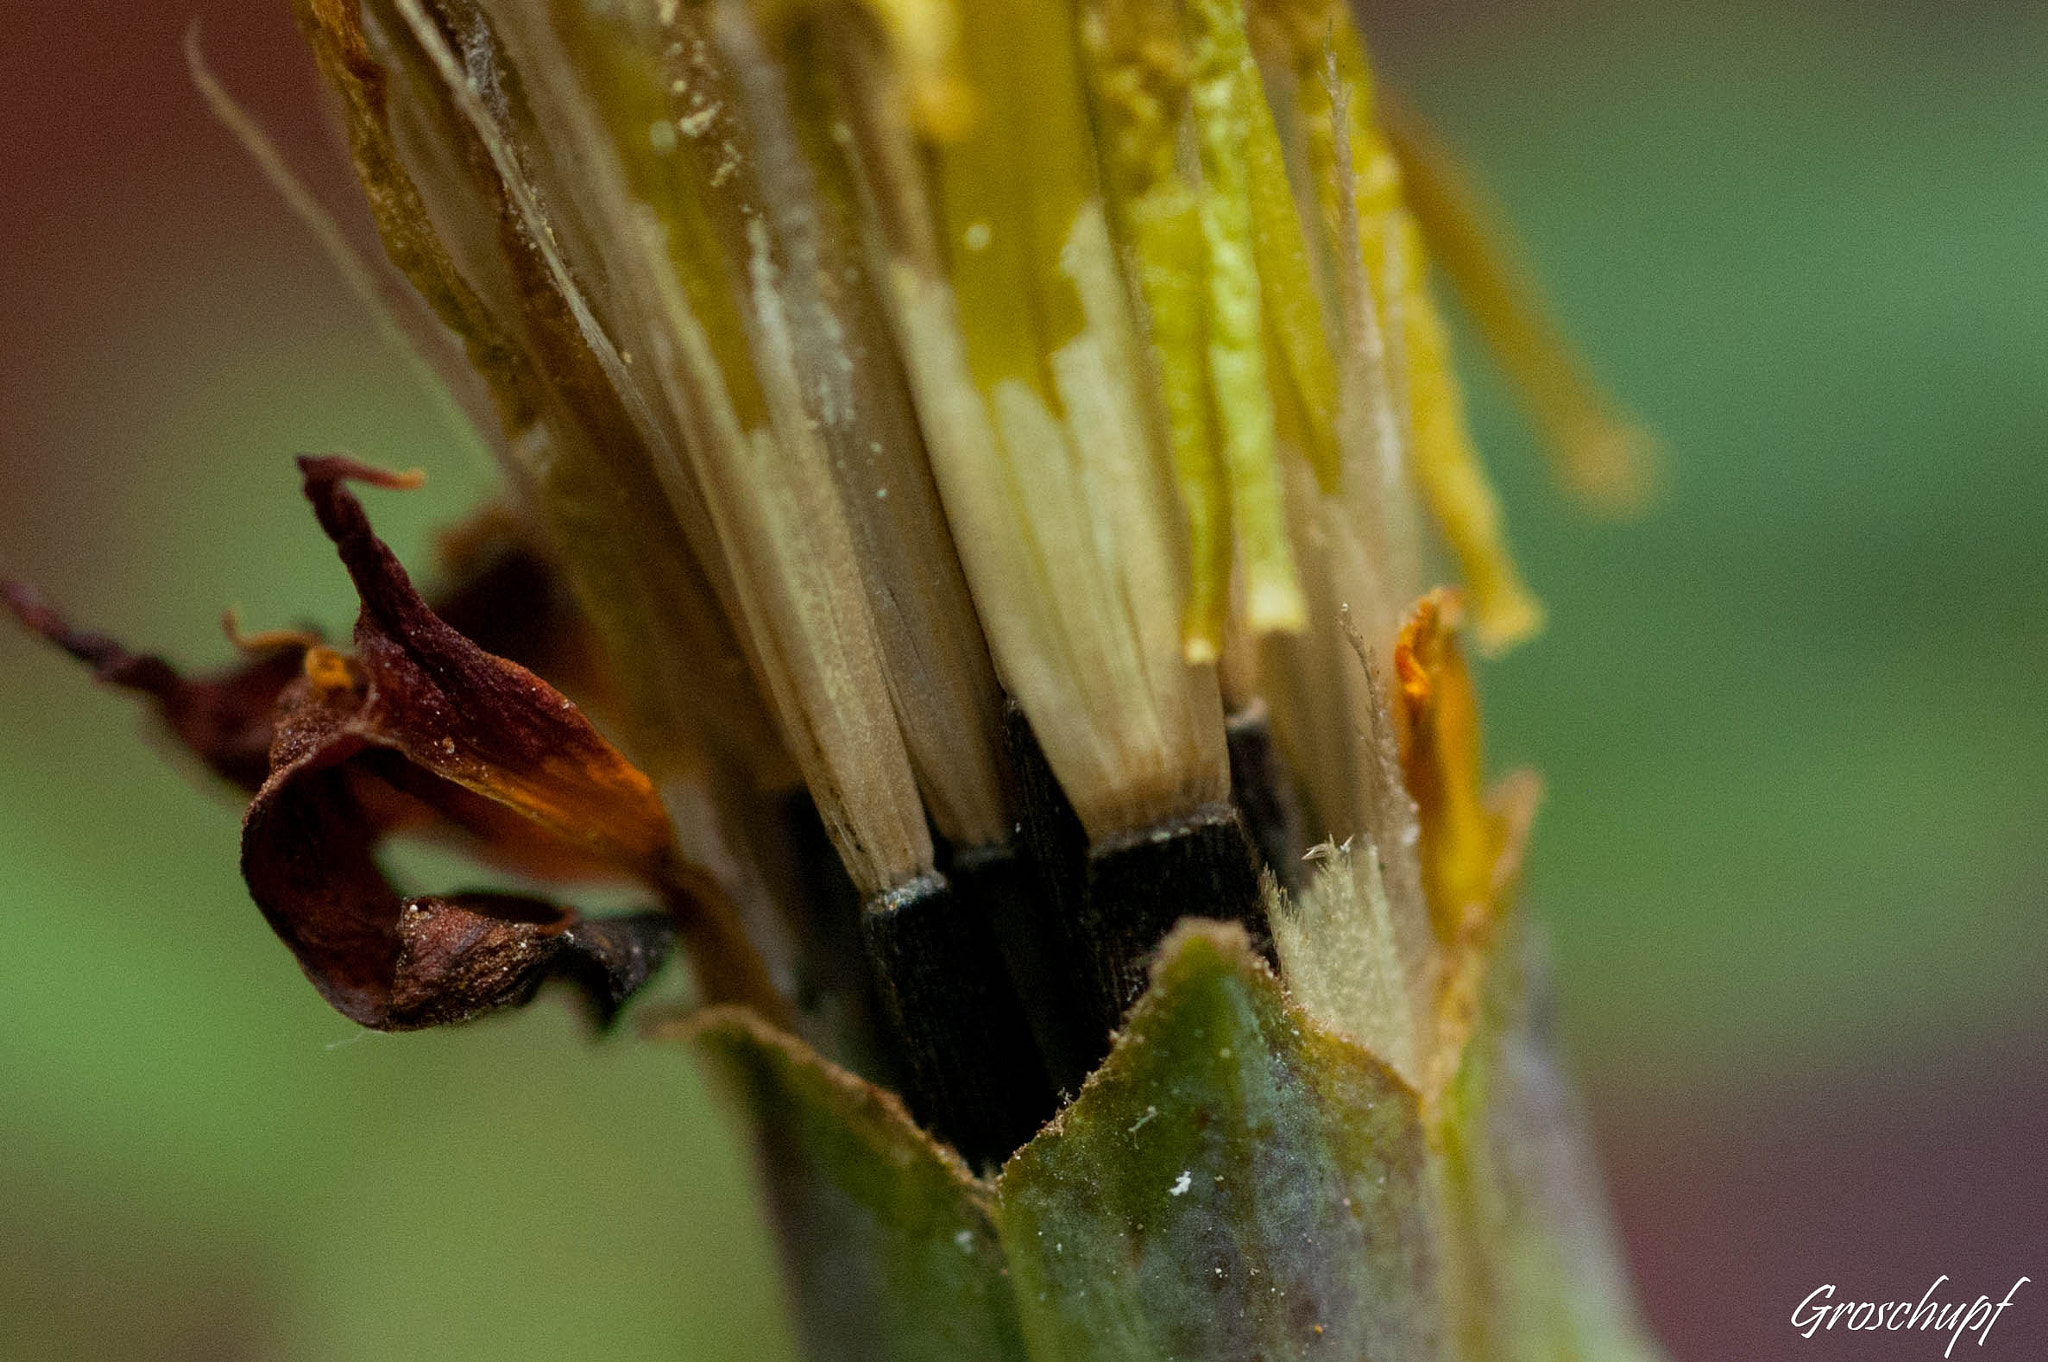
240, 662, 669, 1032
240, 735, 671, 1030
1393, 589, 1495, 946
211, 457, 696, 1029
3, 578, 310, 792
430, 507, 608, 706
297, 455, 674, 874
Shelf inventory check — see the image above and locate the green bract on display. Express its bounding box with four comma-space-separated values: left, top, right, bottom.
692, 919, 1665, 1362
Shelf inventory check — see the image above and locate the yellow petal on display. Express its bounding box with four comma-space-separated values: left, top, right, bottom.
1403, 287, 1547, 653
1383, 99, 1659, 516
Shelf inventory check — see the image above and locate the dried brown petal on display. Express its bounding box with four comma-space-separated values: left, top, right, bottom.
9, 459, 783, 1030
389, 895, 673, 1030
297, 456, 675, 869
238, 708, 675, 1030
2, 580, 309, 793
230, 456, 702, 1028
430, 505, 605, 703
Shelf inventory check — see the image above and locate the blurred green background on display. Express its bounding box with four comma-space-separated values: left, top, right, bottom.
2, 1, 2043, 1359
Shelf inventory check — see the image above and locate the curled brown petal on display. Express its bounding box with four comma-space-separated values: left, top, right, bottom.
5, 569, 668, 1028
232, 456, 791, 1031
9, 459, 785, 1030
3, 579, 308, 792
239, 708, 671, 1032
294, 454, 673, 874
224, 456, 695, 1028
430, 504, 606, 703
237, 658, 675, 1028
390, 896, 674, 1030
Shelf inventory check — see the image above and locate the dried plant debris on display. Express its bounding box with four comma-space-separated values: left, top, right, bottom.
3, 581, 311, 795
237, 455, 685, 1028
10, 457, 781, 1031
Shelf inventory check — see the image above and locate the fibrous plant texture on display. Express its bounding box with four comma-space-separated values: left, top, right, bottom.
7, 0, 1667, 1358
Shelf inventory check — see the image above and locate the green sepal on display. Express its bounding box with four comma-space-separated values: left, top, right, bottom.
1433, 916, 1670, 1362
994, 920, 1446, 1362
685, 1006, 1030, 1362
688, 914, 1668, 1362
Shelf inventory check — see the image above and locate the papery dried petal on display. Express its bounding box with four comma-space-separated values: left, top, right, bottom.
228, 456, 784, 1029
2, 580, 309, 793
295, 455, 673, 871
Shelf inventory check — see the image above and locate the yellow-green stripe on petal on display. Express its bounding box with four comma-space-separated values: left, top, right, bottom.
1138, 190, 1233, 661
1244, 67, 1342, 495
1188, 0, 1305, 636
1076, 0, 1230, 661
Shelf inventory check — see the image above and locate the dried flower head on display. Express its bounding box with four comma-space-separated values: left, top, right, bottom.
8, 0, 1665, 1358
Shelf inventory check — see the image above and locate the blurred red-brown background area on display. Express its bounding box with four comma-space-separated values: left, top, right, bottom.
2, 2, 2043, 1359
